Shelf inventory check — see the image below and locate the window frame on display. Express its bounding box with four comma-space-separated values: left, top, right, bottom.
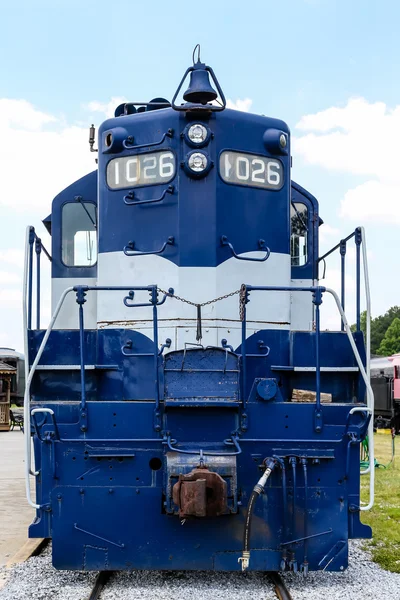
290, 201, 309, 268
60, 200, 98, 269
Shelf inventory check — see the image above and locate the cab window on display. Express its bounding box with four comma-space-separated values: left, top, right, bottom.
290, 202, 308, 266
62, 202, 97, 267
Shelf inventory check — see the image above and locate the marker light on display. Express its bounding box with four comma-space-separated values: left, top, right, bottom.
183, 122, 211, 148
188, 124, 208, 144
188, 152, 208, 172
184, 150, 212, 178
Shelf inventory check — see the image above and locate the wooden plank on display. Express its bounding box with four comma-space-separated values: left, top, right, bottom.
291, 388, 332, 403
6, 538, 46, 568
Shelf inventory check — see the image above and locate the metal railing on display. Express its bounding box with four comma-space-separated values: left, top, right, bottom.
23, 227, 374, 511
25, 226, 52, 332
318, 226, 362, 332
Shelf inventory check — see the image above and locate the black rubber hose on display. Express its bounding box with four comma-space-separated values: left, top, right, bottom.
243, 489, 260, 552
243, 458, 276, 555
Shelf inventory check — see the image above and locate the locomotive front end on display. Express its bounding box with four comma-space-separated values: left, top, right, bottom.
25, 52, 372, 574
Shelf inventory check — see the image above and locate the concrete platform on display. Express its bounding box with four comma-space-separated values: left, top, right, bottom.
0, 430, 35, 566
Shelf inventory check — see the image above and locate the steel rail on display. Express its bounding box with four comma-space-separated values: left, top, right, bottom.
86, 571, 113, 600
268, 572, 293, 600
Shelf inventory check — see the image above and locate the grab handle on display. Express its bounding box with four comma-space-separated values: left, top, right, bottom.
124, 236, 175, 257
124, 185, 174, 207
220, 235, 270, 262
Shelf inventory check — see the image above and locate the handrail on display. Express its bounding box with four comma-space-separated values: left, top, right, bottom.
23, 225, 52, 332
24, 284, 171, 508
24, 286, 74, 508
318, 227, 362, 331
325, 287, 374, 510
243, 283, 374, 510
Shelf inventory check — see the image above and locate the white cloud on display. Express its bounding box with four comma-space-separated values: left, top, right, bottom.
0, 271, 20, 284
318, 223, 339, 242
0, 99, 56, 131
294, 98, 400, 223
0, 249, 25, 268
86, 96, 128, 119
341, 180, 400, 223
226, 98, 253, 112
0, 288, 21, 307
0, 100, 97, 213
0, 97, 112, 349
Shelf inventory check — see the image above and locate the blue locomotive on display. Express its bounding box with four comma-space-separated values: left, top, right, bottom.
23, 50, 374, 574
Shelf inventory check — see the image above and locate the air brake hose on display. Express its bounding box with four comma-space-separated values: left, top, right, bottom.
238, 458, 277, 571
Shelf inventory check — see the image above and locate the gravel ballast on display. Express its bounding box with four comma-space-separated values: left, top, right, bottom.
0, 541, 399, 600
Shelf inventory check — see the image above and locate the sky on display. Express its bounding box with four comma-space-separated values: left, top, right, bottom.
1, 0, 400, 352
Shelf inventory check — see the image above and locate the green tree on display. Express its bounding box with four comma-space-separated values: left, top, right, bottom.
351, 307, 400, 354
377, 318, 400, 356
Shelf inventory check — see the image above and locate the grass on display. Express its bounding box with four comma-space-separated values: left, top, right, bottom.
360, 432, 400, 572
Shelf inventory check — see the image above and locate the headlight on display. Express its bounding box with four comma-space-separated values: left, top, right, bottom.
188, 152, 208, 172
183, 122, 211, 148
188, 124, 208, 144
184, 150, 212, 178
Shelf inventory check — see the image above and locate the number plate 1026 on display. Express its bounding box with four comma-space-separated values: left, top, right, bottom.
219, 151, 284, 190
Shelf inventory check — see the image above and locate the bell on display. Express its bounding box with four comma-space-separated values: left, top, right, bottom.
183, 62, 218, 104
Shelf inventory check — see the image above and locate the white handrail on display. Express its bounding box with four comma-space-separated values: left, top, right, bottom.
24, 287, 74, 509
325, 287, 374, 510
22, 227, 37, 477
360, 227, 372, 475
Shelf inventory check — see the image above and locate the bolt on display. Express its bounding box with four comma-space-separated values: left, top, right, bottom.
79, 489, 84, 494
136, 489, 140, 494
109, 489, 114, 494
57, 494, 62, 500
80, 426, 87, 432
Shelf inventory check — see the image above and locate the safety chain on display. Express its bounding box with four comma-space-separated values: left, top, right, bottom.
157, 286, 248, 340
157, 287, 241, 309
239, 284, 248, 322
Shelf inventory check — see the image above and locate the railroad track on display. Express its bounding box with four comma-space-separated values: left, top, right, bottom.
7, 539, 294, 600
85, 570, 293, 600
86, 571, 114, 600
269, 572, 293, 600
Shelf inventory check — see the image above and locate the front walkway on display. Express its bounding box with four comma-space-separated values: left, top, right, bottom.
0, 430, 35, 566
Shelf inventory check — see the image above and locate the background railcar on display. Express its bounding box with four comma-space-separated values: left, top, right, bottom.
371, 355, 400, 432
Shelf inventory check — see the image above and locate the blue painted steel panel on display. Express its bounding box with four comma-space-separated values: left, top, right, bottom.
96, 109, 290, 266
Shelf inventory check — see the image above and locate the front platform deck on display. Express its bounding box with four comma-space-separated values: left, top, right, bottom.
0, 430, 35, 566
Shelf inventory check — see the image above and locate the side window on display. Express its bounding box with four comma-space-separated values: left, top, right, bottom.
290, 202, 308, 266
62, 202, 97, 267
